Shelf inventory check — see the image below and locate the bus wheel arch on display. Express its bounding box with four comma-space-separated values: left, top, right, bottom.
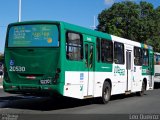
143, 78, 147, 90
104, 79, 112, 91
136, 78, 147, 96
99, 79, 112, 104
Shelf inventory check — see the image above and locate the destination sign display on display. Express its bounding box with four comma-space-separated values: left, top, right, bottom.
8, 24, 59, 47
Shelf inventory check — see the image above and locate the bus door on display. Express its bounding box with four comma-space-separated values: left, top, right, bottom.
126, 50, 133, 91
149, 51, 154, 88
84, 42, 94, 96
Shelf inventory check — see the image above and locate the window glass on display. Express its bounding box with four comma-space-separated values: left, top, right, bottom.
155, 54, 160, 65
114, 42, 124, 64
126, 51, 131, 70
89, 45, 93, 68
134, 47, 142, 66
85, 44, 88, 67
143, 49, 149, 66
155, 73, 160, 76
128, 52, 131, 69
101, 39, 113, 63
66, 32, 83, 60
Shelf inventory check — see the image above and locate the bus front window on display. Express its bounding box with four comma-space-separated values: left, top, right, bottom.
8, 24, 59, 47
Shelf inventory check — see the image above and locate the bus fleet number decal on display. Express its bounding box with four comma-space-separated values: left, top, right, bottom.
9, 66, 26, 72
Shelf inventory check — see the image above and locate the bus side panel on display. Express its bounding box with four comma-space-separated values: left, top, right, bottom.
64, 71, 86, 99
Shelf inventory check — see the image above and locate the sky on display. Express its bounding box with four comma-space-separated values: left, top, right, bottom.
0, 0, 160, 53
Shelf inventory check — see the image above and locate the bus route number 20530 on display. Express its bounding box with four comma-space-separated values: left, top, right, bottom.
9, 66, 26, 72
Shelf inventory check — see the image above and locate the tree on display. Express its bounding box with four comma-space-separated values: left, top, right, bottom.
97, 1, 160, 52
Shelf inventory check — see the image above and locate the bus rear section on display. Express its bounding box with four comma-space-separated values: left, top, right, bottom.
3, 22, 63, 95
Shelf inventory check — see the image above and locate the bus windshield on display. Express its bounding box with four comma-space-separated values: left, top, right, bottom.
155, 73, 160, 76
8, 24, 59, 47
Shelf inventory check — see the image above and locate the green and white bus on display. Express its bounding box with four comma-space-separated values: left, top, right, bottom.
3, 21, 154, 104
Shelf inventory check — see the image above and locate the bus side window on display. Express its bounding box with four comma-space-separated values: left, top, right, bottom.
66, 32, 83, 61
101, 39, 113, 63
134, 47, 142, 66
89, 45, 93, 68
143, 49, 149, 66
114, 42, 124, 64
155, 54, 160, 65
85, 44, 88, 67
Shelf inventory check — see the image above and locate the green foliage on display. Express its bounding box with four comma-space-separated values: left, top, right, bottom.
97, 1, 160, 52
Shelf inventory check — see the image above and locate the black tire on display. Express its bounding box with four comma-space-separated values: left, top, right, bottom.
98, 81, 111, 104
136, 81, 146, 96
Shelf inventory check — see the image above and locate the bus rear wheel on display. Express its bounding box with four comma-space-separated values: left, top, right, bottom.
99, 81, 111, 104
136, 81, 146, 96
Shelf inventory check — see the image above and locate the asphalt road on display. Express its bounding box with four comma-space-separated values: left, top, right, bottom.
0, 78, 3, 88
0, 85, 160, 120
